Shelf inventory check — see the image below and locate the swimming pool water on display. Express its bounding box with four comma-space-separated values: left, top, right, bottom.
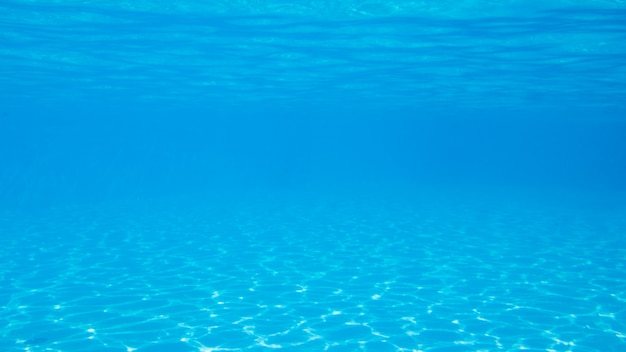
1, 1, 626, 351
2, 191, 625, 351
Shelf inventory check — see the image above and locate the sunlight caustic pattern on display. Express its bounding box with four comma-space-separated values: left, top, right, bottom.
1, 197, 625, 351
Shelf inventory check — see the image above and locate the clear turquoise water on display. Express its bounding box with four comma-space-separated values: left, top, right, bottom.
1, 1, 626, 351
2, 192, 625, 351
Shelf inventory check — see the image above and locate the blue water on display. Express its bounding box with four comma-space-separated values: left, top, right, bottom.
1, 1, 626, 351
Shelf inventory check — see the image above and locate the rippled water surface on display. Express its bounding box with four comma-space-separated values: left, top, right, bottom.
1, 0, 626, 112
1, 1, 626, 351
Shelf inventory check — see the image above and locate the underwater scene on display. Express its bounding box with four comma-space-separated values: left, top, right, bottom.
1, 1, 626, 351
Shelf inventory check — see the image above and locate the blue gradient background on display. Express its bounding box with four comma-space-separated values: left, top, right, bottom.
1, 1, 625, 351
